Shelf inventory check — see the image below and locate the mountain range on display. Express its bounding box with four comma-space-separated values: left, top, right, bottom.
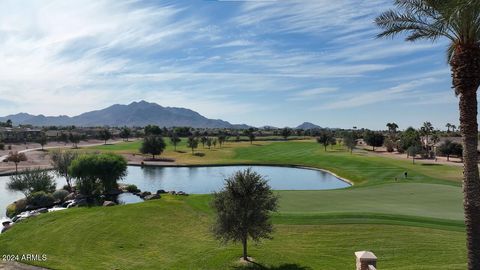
296, 122, 322, 130
0, 101, 250, 129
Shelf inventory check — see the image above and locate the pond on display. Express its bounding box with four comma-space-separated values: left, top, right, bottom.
0, 165, 350, 219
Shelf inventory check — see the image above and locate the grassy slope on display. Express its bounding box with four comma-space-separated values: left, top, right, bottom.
0, 140, 466, 269
0, 196, 466, 270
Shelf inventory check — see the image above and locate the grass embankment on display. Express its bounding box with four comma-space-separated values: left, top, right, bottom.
0, 140, 466, 269
0, 196, 466, 270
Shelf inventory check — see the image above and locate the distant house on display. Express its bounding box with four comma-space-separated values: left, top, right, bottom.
0, 127, 43, 143
45, 130, 61, 139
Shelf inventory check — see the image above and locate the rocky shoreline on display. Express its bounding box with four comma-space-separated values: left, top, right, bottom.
2, 184, 189, 234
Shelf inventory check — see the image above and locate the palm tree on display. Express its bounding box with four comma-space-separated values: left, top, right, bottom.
376, 1, 480, 268
386, 122, 399, 134
420, 121, 434, 150
452, 124, 457, 133
446, 123, 452, 133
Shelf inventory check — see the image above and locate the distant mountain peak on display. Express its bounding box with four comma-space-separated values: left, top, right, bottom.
296, 122, 321, 130
0, 101, 250, 129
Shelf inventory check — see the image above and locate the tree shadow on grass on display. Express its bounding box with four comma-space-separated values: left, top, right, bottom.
420, 163, 442, 166
233, 261, 311, 270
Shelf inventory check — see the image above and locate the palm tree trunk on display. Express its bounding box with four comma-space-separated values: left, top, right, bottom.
451, 44, 480, 270
242, 237, 248, 261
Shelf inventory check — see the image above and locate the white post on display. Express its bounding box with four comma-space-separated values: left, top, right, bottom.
355, 251, 377, 270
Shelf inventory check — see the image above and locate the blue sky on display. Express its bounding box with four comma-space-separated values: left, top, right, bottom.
0, 0, 460, 129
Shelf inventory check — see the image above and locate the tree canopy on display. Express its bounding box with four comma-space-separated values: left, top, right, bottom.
140, 135, 166, 159
212, 168, 278, 261
50, 150, 79, 191
364, 131, 385, 151
69, 153, 127, 195
316, 131, 334, 151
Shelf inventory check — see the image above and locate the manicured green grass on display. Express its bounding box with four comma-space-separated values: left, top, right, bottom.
0, 196, 466, 270
2, 140, 465, 269
84, 140, 143, 153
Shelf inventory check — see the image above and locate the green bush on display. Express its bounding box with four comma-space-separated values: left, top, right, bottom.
0, 143, 4, 150
6, 203, 17, 218
7, 168, 56, 197
126, 184, 140, 193
52, 189, 69, 202
27, 191, 55, 208
6, 198, 27, 218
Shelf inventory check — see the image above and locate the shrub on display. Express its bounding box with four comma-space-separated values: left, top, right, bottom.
52, 189, 70, 202
437, 140, 463, 161
384, 139, 395, 152
6, 203, 17, 218
6, 198, 27, 218
27, 191, 55, 208
0, 143, 4, 150
126, 184, 140, 193
7, 168, 56, 197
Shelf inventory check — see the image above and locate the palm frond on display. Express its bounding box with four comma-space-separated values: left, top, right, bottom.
375, 9, 454, 41
446, 42, 456, 64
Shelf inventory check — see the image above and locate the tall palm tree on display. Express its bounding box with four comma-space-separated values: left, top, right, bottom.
446, 123, 452, 133
376, 1, 480, 268
421, 121, 434, 150
386, 122, 399, 134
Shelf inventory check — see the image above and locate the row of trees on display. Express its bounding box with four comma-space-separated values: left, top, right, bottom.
139, 131, 232, 158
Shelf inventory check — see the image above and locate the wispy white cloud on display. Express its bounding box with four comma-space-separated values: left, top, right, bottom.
319, 78, 440, 110
288, 87, 337, 101
0, 0, 458, 128
213, 39, 254, 48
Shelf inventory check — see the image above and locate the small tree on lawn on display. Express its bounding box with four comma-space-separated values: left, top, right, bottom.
281, 127, 292, 140
200, 136, 208, 148
170, 132, 181, 151
206, 137, 212, 149
6, 151, 27, 173
212, 169, 278, 261
343, 132, 356, 154
329, 136, 337, 150
407, 145, 422, 164
119, 127, 131, 142
218, 134, 226, 148
437, 140, 463, 161
69, 133, 81, 148
36, 134, 48, 150
187, 136, 198, 154
317, 131, 334, 151
99, 129, 112, 145
140, 135, 166, 159
364, 131, 385, 151
50, 150, 79, 191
